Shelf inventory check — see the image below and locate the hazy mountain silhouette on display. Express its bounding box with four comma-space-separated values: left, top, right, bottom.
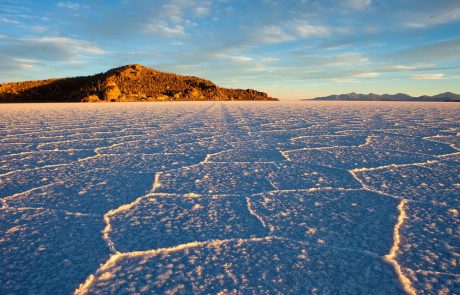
306, 92, 460, 102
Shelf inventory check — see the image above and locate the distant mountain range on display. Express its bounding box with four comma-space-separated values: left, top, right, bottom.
306, 92, 460, 102
0, 64, 278, 103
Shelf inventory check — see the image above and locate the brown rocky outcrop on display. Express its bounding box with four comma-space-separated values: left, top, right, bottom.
0, 64, 278, 102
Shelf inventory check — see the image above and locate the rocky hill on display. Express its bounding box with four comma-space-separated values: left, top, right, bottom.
0, 64, 278, 102
306, 92, 460, 102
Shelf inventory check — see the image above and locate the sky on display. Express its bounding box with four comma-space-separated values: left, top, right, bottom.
1, 0, 460, 100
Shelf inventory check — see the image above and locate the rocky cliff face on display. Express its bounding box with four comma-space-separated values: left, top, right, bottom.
0, 64, 278, 102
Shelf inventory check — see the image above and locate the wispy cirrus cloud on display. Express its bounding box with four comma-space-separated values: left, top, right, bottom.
344, 0, 372, 11
258, 19, 329, 44
144, 0, 211, 37
56, 2, 85, 10
145, 21, 186, 36
405, 6, 460, 28
386, 38, 460, 65
354, 72, 379, 78
0, 16, 21, 25
194, 6, 210, 16
410, 73, 444, 80
215, 54, 253, 63
0, 35, 105, 61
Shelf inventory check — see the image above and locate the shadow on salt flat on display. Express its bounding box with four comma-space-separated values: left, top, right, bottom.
0, 150, 95, 174
4, 169, 154, 215
0, 208, 109, 294
0, 153, 203, 199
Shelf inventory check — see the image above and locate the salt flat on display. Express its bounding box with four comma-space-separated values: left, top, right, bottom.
0, 101, 459, 294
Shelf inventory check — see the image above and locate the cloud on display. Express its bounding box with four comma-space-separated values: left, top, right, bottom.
259, 26, 296, 44
144, 0, 212, 37
392, 65, 416, 71
31, 26, 48, 33
405, 6, 460, 28
294, 20, 330, 38
195, 6, 210, 16
0, 16, 21, 24
344, 0, 372, 11
387, 39, 460, 64
215, 54, 253, 62
331, 78, 358, 83
410, 73, 444, 80
258, 19, 329, 44
56, 2, 84, 10
354, 72, 379, 78
145, 21, 186, 36
320, 52, 369, 67
0, 36, 105, 62
11, 58, 40, 70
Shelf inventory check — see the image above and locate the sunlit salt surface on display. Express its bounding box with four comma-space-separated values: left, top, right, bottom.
0, 101, 459, 294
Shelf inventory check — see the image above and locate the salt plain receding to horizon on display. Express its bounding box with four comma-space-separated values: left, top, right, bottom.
0, 101, 459, 294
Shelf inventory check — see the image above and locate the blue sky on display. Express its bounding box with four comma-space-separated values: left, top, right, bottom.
1, 0, 460, 99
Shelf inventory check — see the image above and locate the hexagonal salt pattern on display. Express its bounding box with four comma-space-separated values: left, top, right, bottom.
0, 101, 458, 294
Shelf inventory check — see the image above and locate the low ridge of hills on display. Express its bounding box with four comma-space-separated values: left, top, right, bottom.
306, 92, 460, 102
0, 64, 278, 102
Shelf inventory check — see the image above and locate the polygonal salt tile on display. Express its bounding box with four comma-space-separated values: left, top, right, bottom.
0, 150, 95, 174
96, 139, 165, 154
37, 138, 119, 151
206, 148, 285, 162
438, 153, 460, 163
156, 163, 277, 195
0, 143, 35, 156
366, 134, 457, 156
109, 194, 268, 252
163, 133, 216, 146
249, 190, 399, 255
269, 162, 361, 190
0, 165, 83, 199
0, 130, 82, 144
355, 161, 460, 204
402, 270, 460, 295
288, 134, 368, 149
0, 208, 109, 294
5, 169, 154, 215
424, 135, 460, 151
78, 153, 204, 173
258, 129, 325, 144
286, 146, 435, 170
81, 237, 401, 294
399, 202, 459, 279
173, 139, 235, 156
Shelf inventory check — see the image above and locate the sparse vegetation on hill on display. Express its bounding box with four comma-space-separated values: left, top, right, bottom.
0, 64, 278, 102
